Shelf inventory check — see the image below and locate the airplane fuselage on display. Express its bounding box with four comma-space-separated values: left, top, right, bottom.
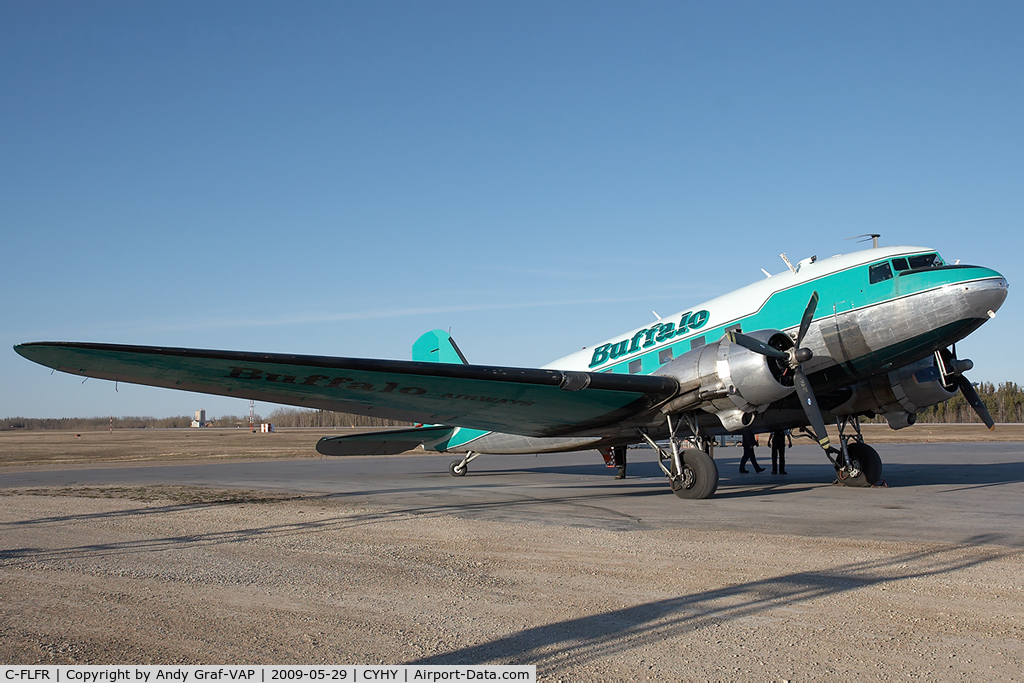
437, 246, 1007, 454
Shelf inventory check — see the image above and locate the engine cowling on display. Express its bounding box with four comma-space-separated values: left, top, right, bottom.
834, 358, 957, 429
655, 329, 797, 431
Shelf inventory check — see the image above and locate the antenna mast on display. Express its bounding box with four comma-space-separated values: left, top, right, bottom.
847, 233, 881, 249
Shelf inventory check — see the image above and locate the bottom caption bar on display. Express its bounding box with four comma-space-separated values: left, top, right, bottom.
0, 666, 536, 683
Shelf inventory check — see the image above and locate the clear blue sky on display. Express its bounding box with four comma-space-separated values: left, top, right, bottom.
2, 1, 1021, 419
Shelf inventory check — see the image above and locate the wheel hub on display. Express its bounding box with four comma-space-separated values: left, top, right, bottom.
845, 459, 863, 478
679, 466, 695, 490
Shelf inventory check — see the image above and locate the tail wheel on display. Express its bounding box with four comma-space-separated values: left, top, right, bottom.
837, 443, 882, 487
449, 460, 467, 477
670, 449, 719, 499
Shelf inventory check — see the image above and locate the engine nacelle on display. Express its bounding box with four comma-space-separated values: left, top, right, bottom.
834, 358, 957, 429
655, 329, 796, 431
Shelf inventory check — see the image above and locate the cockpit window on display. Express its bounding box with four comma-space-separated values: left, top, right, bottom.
869, 261, 893, 284
907, 253, 944, 269
892, 257, 909, 271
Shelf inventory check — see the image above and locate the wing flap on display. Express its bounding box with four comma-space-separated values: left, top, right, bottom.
15, 342, 680, 437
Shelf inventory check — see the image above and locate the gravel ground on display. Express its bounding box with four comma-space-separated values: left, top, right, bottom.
2, 486, 1022, 680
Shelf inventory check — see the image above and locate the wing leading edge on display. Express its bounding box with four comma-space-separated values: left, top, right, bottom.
14, 342, 680, 437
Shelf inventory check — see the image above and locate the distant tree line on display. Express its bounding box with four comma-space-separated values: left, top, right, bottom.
265, 408, 411, 428
2, 415, 202, 430
2, 409, 409, 431
902, 381, 1024, 424
841, 381, 1024, 425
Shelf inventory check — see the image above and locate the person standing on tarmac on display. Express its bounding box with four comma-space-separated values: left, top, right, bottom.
739, 432, 764, 473
612, 445, 627, 479
768, 429, 792, 475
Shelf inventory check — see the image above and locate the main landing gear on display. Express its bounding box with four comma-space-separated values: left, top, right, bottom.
448, 451, 481, 477
637, 413, 719, 499
815, 415, 883, 487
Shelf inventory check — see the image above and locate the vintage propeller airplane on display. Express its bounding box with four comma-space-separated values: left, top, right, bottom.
15, 241, 1007, 500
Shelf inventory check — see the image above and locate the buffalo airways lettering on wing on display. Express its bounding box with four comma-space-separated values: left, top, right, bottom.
225, 367, 535, 406
589, 310, 710, 368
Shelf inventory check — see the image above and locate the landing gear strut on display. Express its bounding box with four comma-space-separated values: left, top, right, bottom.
637, 413, 718, 499
828, 415, 883, 487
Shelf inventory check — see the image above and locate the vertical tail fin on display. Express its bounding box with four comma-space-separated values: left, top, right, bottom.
412, 329, 469, 364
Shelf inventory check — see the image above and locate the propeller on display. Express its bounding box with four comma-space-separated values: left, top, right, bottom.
940, 345, 994, 430
957, 376, 994, 429
727, 291, 831, 449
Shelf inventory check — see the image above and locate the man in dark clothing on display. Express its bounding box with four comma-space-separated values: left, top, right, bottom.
739, 432, 764, 473
768, 429, 792, 474
612, 445, 627, 479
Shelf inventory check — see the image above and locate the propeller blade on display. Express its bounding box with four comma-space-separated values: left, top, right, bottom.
726, 330, 788, 359
796, 291, 819, 347
957, 375, 995, 430
794, 369, 831, 449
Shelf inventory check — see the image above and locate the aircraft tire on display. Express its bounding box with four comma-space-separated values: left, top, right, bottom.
838, 443, 882, 487
449, 460, 467, 477
671, 448, 719, 499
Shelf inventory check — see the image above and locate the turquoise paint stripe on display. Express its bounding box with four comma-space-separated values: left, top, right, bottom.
602, 262, 1000, 375
434, 427, 490, 450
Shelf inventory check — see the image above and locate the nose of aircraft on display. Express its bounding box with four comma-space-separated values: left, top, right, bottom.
962, 269, 1008, 319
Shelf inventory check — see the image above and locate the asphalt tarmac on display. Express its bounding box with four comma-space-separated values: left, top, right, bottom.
4, 442, 1023, 547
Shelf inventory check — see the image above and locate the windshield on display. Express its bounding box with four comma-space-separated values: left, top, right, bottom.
907, 253, 944, 269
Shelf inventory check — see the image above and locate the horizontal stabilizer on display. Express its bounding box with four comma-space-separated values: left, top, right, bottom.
316, 425, 456, 456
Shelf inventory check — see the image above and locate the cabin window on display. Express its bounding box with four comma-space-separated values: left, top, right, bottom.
869, 262, 893, 284
628, 359, 642, 374
907, 253, 943, 269
892, 257, 910, 271
690, 336, 706, 350
659, 348, 673, 365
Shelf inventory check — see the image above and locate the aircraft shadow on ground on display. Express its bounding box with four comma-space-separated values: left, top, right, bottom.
879, 461, 1024, 488
4, 463, 832, 560
3, 494, 1021, 673
480, 462, 836, 499
0, 484, 682, 561
487, 458, 1024, 490
0, 503, 421, 564
3, 455, 1022, 560
408, 539, 1019, 670
0, 480, 671, 536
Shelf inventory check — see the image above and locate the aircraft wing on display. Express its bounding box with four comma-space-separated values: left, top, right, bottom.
14, 342, 680, 437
